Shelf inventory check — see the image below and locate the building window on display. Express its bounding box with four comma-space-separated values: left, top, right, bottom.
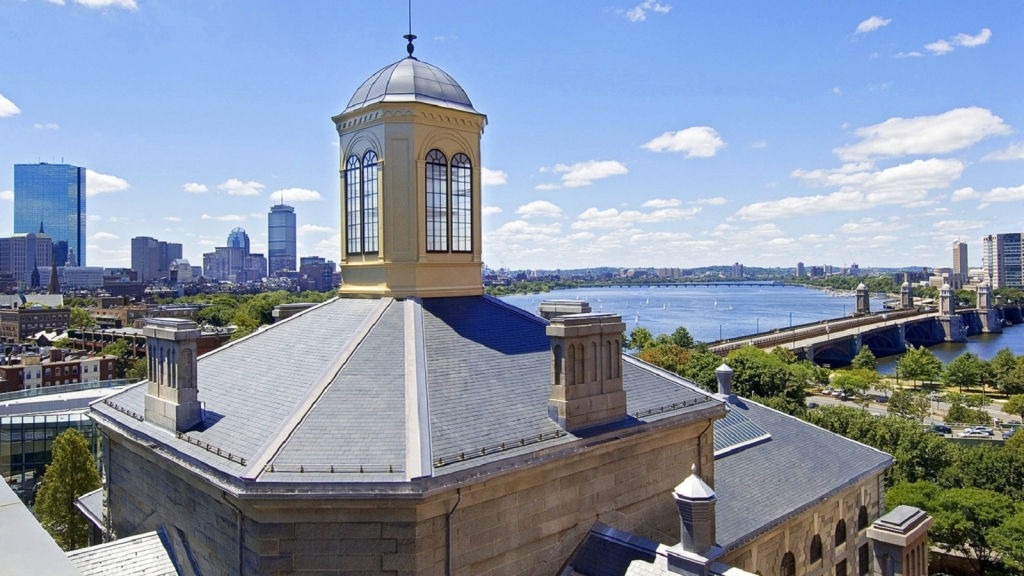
451, 153, 472, 252
361, 150, 379, 253
836, 559, 847, 576
858, 544, 870, 576
810, 534, 823, 563
345, 155, 361, 254
835, 519, 847, 547
425, 149, 473, 253
858, 505, 869, 531
781, 552, 796, 576
344, 152, 379, 256
426, 149, 448, 252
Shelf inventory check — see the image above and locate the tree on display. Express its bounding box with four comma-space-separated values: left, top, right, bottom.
943, 352, 985, 393
887, 390, 929, 422
1004, 395, 1024, 421
100, 338, 137, 379
851, 346, 878, 371
626, 327, 655, 351
68, 307, 96, 330
1006, 357, 1024, 395
992, 511, 1024, 573
990, 348, 1018, 392
929, 488, 1013, 576
126, 357, 148, 380
34, 428, 101, 550
831, 370, 871, 405
725, 346, 808, 404
897, 346, 942, 389
669, 326, 695, 349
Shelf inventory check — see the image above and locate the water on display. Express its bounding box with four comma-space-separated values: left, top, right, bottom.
499, 284, 1024, 369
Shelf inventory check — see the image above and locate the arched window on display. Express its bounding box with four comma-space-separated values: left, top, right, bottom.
858, 505, 869, 531
361, 151, 379, 253
810, 534, 822, 563
425, 149, 448, 252
451, 153, 472, 252
425, 149, 474, 253
835, 519, 847, 546
781, 552, 795, 576
345, 155, 363, 254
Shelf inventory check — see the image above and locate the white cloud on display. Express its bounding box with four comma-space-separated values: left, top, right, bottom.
739, 158, 963, 221
933, 220, 985, 233
925, 28, 992, 55
489, 220, 563, 242
951, 184, 1024, 209
832, 87, 842, 96
163, 216, 182, 222
71, 0, 137, 9
87, 214, 102, 222
955, 28, 992, 48
33, 122, 59, 130
834, 107, 1010, 161
0, 190, 12, 201
925, 39, 954, 55
895, 51, 923, 58
92, 231, 120, 240
183, 182, 207, 193
642, 126, 725, 157
201, 213, 247, 222
298, 224, 334, 235
0, 93, 20, 117
482, 167, 508, 186
86, 169, 130, 196
516, 200, 563, 219
571, 205, 700, 230
855, 16, 891, 34
642, 198, 681, 208
693, 197, 727, 206
982, 143, 1024, 161
751, 140, 767, 149
540, 160, 628, 189
838, 217, 908, 234
218, 178, 264, 196
272, 187, 321, 202
625, 0, 671, 22
482, 206, 503, 216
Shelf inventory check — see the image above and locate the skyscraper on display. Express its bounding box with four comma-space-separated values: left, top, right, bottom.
226, 227, 250, 253
268, 203, 296, 276
131, 236, 183, 282
953, 241, 968, 289
983, 233, 1023, 289
13, 163, 87, 266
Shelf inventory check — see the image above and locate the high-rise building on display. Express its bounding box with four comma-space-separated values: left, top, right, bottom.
953, 241, 968, 283
130, 236, 183, 283
13, 163, 87, 266
202, 228, 267, 283
983, 233, 1023, 289
0, 230, 53, 286
226, 227, 250, 253
268, 203, 297, 276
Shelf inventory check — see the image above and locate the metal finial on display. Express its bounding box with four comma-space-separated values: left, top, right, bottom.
404, 33, 416, 57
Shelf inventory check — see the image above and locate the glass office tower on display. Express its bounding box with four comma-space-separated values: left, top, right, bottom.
268, 203, 296, 276
13, 163, 87, 266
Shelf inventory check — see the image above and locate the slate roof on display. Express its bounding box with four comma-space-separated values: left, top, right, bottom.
67, 530, 178, 576
713, 397, 892, 550
90, 295, 722, 492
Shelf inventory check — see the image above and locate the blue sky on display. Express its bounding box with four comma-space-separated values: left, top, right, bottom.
2, 1, 1022, 272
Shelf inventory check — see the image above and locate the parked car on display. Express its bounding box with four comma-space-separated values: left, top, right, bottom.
931, 424, 952, 435
806, 402, 819, 410
1003, 429, 1016, 440
970, 426, 995, 436
875, 395, 889, 403
959, 429, 989, 438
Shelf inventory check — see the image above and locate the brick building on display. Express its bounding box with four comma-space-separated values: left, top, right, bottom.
0, 306, 70, 343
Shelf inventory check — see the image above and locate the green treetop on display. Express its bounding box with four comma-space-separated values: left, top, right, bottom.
34, 428, 101, 550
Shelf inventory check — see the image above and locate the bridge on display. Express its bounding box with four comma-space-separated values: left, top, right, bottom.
708, 304, 1020, 366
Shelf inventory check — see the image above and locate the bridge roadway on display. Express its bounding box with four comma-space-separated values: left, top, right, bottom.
708, 308, 940, 359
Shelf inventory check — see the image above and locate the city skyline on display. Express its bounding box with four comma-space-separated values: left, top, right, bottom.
1, 1, 1022, 271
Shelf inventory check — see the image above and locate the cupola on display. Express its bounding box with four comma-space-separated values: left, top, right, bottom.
333, 35, 488, 298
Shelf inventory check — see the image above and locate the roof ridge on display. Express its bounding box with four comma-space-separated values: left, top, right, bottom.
194, 296, 339, 361
248, 298, 394, 480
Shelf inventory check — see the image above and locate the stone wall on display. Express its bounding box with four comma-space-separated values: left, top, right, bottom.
105, 416, 714, 575
721, 473, 885, 576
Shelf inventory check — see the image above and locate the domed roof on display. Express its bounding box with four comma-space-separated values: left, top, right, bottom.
344, 56, 477, 115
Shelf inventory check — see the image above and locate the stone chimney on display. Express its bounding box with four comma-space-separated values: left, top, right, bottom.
546, 312, 626, 432
143, 318, 202, 433
867, 505, 933, 576
537, 299, 591, 320
667, 464, 724, 576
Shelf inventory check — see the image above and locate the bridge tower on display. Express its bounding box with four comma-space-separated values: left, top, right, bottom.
855, 283, 870, 316
977, 282, 1003, 334
938, 283, 966, 342
901, 281, 913, 309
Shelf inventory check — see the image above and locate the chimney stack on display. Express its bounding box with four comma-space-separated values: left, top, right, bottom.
546, 312, 626, 432
715, 364, 733, 398
143, 318, 202, 433
667, 464, 724, 576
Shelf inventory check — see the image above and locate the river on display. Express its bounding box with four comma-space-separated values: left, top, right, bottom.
499, 284, 1024, 371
